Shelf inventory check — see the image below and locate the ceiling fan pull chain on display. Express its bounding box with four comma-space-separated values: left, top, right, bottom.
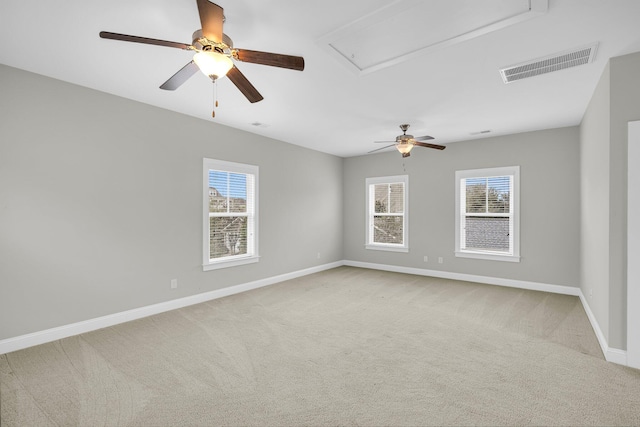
215, 79, 219, 108
211, 79, 218, 118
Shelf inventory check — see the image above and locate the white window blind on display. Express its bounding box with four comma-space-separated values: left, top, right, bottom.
455, 167, 519, 262
366, 175, 409, 252
203, 158, 258, 270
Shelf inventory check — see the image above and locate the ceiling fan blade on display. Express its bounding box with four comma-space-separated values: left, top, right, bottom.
368, 144, 396, 154
415, 135, 435, 141
160, 61, 199, 90
414, 141, 446, 150
196, 0, 224, 43
373, 140, 396, 143
234, 49, 305, 71
99, 31, 191, 50
226, 66, 264, 103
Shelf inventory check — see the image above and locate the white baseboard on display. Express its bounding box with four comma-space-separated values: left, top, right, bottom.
0, 261, 343, 355
605, 347, 628, 365
2, 259, 628, 367
344, 260, 581, 296
345, 260, 629, 366
578, 291, 627, 365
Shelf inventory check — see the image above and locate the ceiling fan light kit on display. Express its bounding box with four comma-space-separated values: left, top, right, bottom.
99, 0, 305, 113
193, 51, 233, 80
396, 141, 414, 156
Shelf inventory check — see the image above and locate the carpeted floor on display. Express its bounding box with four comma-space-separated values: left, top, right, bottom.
2, 266, 640, 426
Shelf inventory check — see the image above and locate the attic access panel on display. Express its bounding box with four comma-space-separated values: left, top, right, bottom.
319, 0, 548, 75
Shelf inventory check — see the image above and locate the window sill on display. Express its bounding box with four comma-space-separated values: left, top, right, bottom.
455, 251, 520, 262
365, 244, 409, 253
203, 255, 260, 271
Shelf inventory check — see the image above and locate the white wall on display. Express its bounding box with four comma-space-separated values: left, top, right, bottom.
0, 65, 344, 341
343, 127, 581, 288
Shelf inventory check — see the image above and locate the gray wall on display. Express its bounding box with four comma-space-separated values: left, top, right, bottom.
3, 52, 637, 347
0, 65, 344, 340
579, 51, 640, 350
580, 62, 611, 344
343, 127, 581, 287
609, 52, 640, 349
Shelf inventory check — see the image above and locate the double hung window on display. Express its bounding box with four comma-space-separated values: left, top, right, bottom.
203, 158, 258, 270
455, 166, 519, 262
365, 175, 409, 252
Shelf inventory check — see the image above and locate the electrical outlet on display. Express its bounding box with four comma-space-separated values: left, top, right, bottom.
170, 279, 178, 289
423, 255, 428, 262
438, 257, 443, 264
317, 252, 321, 259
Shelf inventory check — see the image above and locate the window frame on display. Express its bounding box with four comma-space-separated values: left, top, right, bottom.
202, 158, 259, 271
455, 166, 520, 262
365, 175, 409, 253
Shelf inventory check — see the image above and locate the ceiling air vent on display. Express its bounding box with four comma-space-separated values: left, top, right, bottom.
499, 43, 598, 84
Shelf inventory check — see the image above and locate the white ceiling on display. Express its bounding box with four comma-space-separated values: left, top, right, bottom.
1, 0, 640, 157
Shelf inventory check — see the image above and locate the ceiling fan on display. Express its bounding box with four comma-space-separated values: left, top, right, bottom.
99, 0, 304, 112
369, 124, 446, 157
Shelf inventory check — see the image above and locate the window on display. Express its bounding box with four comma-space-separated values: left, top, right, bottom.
365, 175, 409, 252
455, 166, 519, 262
203, 158, 258, 270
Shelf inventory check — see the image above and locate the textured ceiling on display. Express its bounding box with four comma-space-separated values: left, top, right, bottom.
1, 0, 640, 157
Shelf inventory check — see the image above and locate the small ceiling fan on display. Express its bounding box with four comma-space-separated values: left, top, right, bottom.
99, 0, 304, 112
369, 124, 446, 157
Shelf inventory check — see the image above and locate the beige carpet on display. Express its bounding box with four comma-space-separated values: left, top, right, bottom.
2, 266, 640, 426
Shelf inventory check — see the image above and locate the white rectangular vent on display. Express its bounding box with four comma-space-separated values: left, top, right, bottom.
500, 43, 598, 83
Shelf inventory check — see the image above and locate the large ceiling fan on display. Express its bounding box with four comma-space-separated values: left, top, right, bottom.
369, 124, 446, 157
99, 0, 304, 112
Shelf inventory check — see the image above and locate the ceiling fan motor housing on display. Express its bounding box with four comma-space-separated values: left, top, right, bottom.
191, 30, 234, 53
396, 135, 414, 142
397, 124, 413, 142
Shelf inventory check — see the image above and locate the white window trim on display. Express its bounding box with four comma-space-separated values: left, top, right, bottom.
365, 175, 409, 253
203, 158, 259, 271
455, 166, 520, 262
